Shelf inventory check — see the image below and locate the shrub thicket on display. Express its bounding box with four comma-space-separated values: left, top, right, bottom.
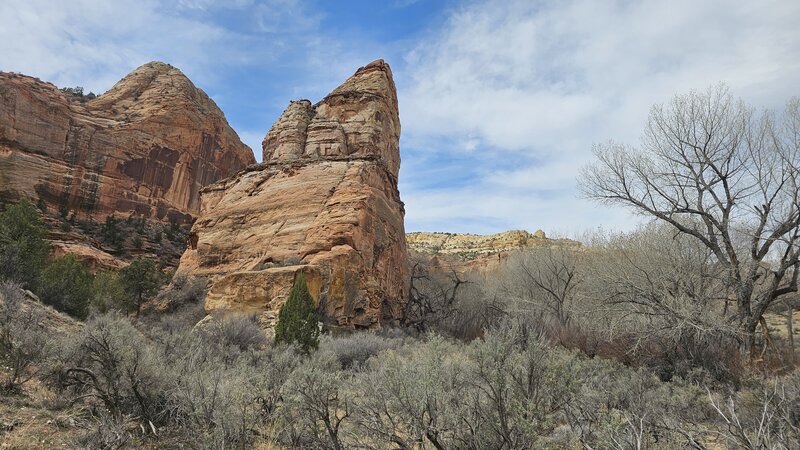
0, 304, 793, 448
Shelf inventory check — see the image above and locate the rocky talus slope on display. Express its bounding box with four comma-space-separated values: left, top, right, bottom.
177, 60, 408, 331
0, 62, 255, 223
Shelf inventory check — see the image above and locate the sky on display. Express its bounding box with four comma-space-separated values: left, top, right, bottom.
1, 0, 799, 237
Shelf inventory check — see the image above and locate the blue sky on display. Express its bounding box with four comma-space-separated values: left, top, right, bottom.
2, 0, 799, 236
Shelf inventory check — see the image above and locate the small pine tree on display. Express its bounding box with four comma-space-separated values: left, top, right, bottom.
274, 273, 320, 353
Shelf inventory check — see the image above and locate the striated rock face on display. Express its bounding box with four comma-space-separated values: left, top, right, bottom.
0, 62, 255, 223
178, 60, 407, 330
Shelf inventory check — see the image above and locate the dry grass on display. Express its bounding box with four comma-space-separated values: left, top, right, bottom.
763, 310, 800, 340
0, 379, 82, 449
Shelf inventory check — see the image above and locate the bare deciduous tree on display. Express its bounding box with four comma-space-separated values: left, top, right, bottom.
404, 255, 468, 331
501, 245, 581, 327
582, 85, 800, 355
584, 224, 728, 336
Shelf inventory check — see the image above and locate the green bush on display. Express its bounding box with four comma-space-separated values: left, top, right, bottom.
274, 273, 320, 353
38, 255, 93, 319
0, 198, 50, 288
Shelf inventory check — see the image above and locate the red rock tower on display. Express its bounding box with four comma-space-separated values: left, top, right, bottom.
178, 60, 408, 330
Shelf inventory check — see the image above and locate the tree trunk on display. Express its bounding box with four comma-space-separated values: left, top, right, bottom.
759, 316, 774, 359
788, 304, 795, 366
743, 318, 759, 360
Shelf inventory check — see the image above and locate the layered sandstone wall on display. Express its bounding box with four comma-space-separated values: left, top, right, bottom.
0, 62, 255, 223
178, 60, 407, 330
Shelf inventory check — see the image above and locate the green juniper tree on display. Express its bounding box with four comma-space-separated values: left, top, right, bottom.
274, 273, 320, 353
0, 198, 50, 289
38, 255, 94, 319
120, 257, 163, 317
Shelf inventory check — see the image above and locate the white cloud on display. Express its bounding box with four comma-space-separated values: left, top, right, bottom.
0, 0, 323, 94
399, 0, 800, 236
0, 0, 236, 92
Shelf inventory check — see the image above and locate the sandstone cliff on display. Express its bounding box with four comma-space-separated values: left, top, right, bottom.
0, 62, 256, 223
178, 60, 407, 331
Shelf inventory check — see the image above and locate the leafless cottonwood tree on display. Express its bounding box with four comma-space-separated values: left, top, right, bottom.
502, 245, 581, 327
582, 85, 800, 356
404, 254, 504, 338
404, 255, 468, 332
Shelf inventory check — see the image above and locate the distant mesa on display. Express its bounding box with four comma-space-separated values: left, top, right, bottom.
406, 229, 574, 257
406, 229, 580, 273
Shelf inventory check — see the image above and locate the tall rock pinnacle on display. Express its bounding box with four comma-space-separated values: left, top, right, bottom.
177, 60, 408, 332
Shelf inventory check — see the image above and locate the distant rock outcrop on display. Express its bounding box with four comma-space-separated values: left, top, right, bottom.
407, 230, 580, 272
0, 62, 256, 223
177, 60, 408, 331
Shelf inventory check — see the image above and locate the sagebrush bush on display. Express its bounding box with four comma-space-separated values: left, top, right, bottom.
0, 281, 56, 391
321, 332, 406, 369
200, 313, 267, 352
51, 313, 170, 424
278, 349, 349, 449
69, 411, 131, 450
154, 274, 207, 312
350, 335, 468, 449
